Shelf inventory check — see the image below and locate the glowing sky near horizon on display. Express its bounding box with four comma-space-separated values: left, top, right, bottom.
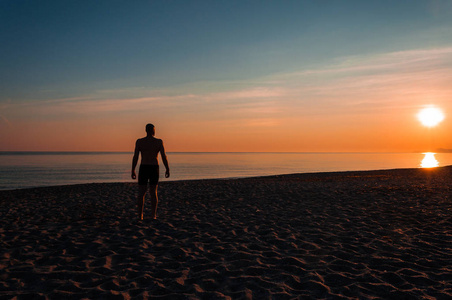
1, 0, 452, 152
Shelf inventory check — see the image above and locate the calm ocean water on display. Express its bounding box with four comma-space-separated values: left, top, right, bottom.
1, 152, 452, 190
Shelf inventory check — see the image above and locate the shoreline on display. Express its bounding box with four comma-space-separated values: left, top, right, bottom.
1, 166, 452, 298
3, 165, 451, 192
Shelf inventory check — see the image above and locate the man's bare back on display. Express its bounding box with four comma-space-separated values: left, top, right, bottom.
135, 136, 163, 165
131, 124, 170, 180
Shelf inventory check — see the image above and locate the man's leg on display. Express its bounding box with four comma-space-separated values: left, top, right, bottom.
149, 184, 158, 219
137, 185, 147, 220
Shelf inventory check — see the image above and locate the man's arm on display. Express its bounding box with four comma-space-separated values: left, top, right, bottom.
160, 140, 170, 178
131, 141, 140, 179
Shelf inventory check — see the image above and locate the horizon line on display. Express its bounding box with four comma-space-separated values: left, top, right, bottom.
1, 150, 450, 155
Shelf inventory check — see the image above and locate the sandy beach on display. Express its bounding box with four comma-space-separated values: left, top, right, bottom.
1, 167, 452, 299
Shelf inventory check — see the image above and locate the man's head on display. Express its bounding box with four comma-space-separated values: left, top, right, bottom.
146, 123, 155, 136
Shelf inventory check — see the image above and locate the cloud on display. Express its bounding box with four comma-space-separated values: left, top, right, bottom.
4, 85, 286, 122
265, 47, 452, 112
5, 46, 452, 125
0, 114, 12, 128
281, 47, 452, 77
207, 87, 285, 100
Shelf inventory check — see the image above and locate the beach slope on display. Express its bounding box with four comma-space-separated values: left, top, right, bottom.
1, 167, 452, 298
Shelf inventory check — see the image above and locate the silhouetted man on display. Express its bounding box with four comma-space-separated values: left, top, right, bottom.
132, 124, 170, 220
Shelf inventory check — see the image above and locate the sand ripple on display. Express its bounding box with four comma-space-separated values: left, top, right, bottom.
1, 167, 452, 298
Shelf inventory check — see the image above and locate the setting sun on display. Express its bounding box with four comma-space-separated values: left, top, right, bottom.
417, 107, 445, 128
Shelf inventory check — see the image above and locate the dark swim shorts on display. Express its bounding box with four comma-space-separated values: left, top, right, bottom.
138, 165, 159, 185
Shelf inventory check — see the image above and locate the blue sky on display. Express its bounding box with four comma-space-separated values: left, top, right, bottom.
1, 0, 452, 151
2, 0, 450, 99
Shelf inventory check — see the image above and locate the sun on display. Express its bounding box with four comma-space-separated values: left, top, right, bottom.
417, 107, 445, 127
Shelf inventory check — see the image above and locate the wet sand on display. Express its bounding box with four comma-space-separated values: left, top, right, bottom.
1, 167, 452, 299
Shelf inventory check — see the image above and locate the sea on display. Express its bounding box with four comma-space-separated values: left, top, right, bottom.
1, 152, 452, 191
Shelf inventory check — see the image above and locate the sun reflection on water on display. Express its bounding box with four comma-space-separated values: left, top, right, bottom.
420, 152, 439, 168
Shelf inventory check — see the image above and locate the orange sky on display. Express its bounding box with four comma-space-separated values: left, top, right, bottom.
1, 48, 451, 153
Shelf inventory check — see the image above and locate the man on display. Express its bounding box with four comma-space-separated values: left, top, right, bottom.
131, 123, 170, 220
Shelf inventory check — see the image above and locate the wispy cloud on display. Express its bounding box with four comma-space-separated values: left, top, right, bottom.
279, 47, 452, 77
0, 114, 12, 128
4, 46, 452, 124
266, 47, 452, 113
